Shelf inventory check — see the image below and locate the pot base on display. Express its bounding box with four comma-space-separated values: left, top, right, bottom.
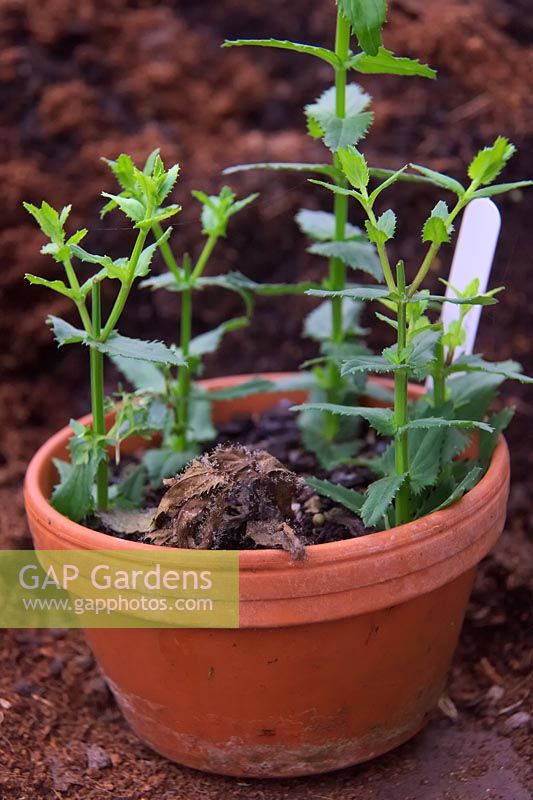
86, 567, 475, 778
115, 702, 428, 778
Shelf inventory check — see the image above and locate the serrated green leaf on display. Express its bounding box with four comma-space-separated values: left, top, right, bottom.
188, 391, 216, 442
399, 417, 493, 434
304, 299, 366, 341
157, 164, 181, 205
347, 46, 436, 78
361, 473, 407, 528
479, 407, 514, 466
298, 405, 362, 469
40, 241, 71, 262
193, 186, 257, 237
408, 329, 441, 377
468, 136, 516, 185
409, 165, 465, 195
431, 467, 483, 513
409, 292, 499, 306
422, 201, 452, 244
306, 477, 364, 514
365, 209, 396, 243
422, 217, 448, 245
292, 402, 395, 435
189, 318, 248, 358
316, 112, 374, 151
446, 372, 502, 419
101, 193, 145, 223
135, 228, 171, 278
199, 378, 275, 401
24, 201, 65, 243
112, 465, 148, 510
337, 0, 387, 56
110, 354, 166, 393
69, 246, 114, 270
202, 272, 316, 297
143, 148, 160, 176
377, 208, 397, 238
450, 354, 533, 384
143, 447, 198, 486
305, 85, 373, 151
308, 286, 392, 301
472, 180, 533, 198
320, 339, 370, 367
51, 458, 96, 522
308, 240, 382, 280
309, 178, 359, 198
138, 271, 176, 292
94, 334, 185, 366
223, 162, 336, 178
48, 316, 86, 346
25, 274, 75, 299
408, 427, 446, 494
222, 38, 340, 67
104, 153, 136, 192
341, 354, 404, 375
141, 204, 181, 228
441, 426, 471, 464
295, 209, 363, 241
369, 166, 408, 204
66, 229, 88, 247
337, 146, 369, 189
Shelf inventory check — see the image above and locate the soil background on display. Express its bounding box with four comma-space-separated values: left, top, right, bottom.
0, 0, 532, 797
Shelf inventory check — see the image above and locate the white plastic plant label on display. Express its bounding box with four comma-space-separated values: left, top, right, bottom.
441, 197, 501, 359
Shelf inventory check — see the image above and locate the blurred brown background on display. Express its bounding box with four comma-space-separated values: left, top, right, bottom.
0, 0, 532, 797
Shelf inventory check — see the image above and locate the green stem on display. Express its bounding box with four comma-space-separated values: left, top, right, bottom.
361, 204, 396, 292
190, 234, 218, 282
324, 8, 351, 440
63, 255, 92, 331
407, 187, 477, 298
152, 221, 181, 282
394, 264, 409, 526
100, 225, 149, 340
432, 341, 446, 406
407, 241, 440, 298
90, 283, 108, 510
175, 258, 192, 451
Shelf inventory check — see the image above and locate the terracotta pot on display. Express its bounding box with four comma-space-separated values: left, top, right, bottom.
24, 373, 510, 778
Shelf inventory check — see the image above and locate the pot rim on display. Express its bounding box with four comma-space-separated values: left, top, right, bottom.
25, 370, 508, 561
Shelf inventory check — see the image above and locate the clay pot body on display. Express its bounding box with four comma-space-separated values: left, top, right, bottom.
24, 374, 510, 777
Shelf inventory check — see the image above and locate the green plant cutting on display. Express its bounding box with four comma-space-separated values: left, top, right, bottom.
103, 151, 314, 486
297, 139, 532, 527
223, 0, 436, 466
24, 154, 185, 520
222, 0, 532, 527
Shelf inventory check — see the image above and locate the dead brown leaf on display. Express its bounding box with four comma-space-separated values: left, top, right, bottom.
144, 445, 305, 558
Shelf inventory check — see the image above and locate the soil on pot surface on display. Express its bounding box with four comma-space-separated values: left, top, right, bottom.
96, 403, 376, 551
1, 0, 532, 794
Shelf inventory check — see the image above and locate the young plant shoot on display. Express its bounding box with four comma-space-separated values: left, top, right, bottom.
102, 151, 313, 486
223, 0, 436, 466
298, 139, 532, 528
24, 156, 185, 520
